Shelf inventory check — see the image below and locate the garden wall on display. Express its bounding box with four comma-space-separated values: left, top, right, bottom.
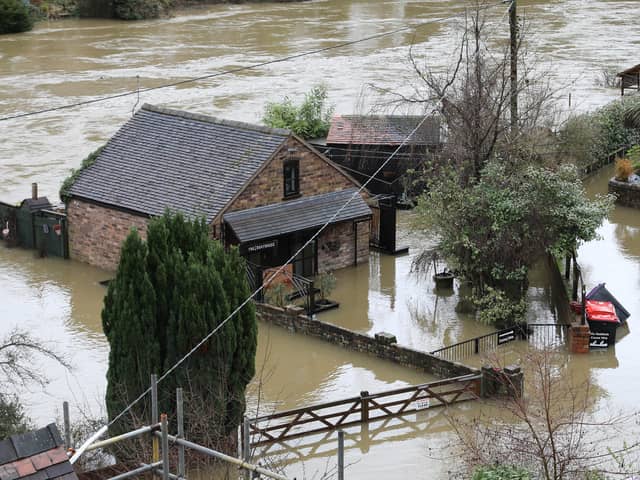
609, 178, 640, 208
255, 303, 478, 379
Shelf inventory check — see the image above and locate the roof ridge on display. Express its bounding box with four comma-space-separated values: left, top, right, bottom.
141, 104, 291, 137
336, 114, 436, 120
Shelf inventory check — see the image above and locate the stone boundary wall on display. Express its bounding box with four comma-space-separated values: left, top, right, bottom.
609, 178, 640, 208
256, 303, 478, 379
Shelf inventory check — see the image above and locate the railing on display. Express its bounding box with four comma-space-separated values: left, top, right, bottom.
246, 261, 316, 314
247, 373, 481, 447
430, 326, 525, 362
582, 144, 630, 176
430, 323, 570, 362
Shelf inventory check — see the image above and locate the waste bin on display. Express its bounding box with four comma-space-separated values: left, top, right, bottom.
586, 300, 619, 348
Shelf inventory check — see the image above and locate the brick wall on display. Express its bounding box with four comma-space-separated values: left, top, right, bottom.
256, 303, 478, 379
226, 137, 361, 214
609, 178, 640, 208
67, 199, 148, 271
317, 220, 369, 273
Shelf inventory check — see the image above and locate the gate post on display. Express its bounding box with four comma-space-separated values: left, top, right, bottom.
360, 391, 369, 423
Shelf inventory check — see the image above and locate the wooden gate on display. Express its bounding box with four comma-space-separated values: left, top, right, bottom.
247, 374, 481, 448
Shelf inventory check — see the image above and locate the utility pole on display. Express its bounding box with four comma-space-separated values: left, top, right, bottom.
509, 0, 518, 134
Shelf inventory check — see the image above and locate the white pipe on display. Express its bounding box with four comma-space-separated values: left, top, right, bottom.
69, 425, 108, 464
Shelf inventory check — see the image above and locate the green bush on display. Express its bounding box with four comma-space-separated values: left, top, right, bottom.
60, 146, 104, 202
114, 0, 162, 20
263, 84, 334, 139
0, 0, 34, 34
0, 394, 32, 439
474, 287, 527, 328
472, 465, 531, 480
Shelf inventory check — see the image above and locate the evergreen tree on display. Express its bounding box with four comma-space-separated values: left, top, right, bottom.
103, 230, 160, 433
103, 212, 257, 445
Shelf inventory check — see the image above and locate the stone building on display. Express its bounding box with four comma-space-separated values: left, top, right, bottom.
66, 104, 371, 274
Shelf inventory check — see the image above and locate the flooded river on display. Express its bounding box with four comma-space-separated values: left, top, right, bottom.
3, 0, 640, 478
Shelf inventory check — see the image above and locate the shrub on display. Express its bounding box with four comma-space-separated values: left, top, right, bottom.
263, 84, 334, 139
114, 0, 162, 20
474, 287, 527, 328
60, 146, 104, 201
265, 282, 290, 308
615, 158, 633, 181
0, 0, 34, 34
472, 466, 531, 480
317, 271, 336, 300
627, 144, 640, 170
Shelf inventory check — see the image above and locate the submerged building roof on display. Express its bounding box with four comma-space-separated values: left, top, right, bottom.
224, 188, 371, 243
0, 424, 77, 480
68, 104, 291, 222
326, 115, 441, 146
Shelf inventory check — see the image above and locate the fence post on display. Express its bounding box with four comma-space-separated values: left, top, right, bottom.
176, 388, 185, 479
337, 430, 345, 480
360, 391, 369, 423
243, 416, 251, 480
308, 280, 315, 316
474, 337, 480, 354
151, 374, 159, 465
63, 401, 71, 450
160, 414, 169, 480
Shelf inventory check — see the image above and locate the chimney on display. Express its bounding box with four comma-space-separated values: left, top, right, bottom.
31, 182, 38, 200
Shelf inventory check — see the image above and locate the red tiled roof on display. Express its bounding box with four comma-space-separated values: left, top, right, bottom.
0, 425, 77, 480
326, 115, 441, 146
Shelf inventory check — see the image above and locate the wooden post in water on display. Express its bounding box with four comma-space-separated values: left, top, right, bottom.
360, 391, 369, 423
337, 430, 345, 480
63, 401, 71, 449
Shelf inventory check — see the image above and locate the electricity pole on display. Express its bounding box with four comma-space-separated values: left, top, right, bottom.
509, 0, 518, 134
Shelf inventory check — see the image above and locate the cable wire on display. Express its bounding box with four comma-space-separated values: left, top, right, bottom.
0, 2, 504, 123
70, 2, 510, 453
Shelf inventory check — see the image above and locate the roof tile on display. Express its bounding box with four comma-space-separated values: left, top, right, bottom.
326, 115, 440, 146
29, 452, 52, 471
68, 104, 289, 223
43, 461, 73, 479
0, 464, 19, 480
0, 440, 18, 465
45, 449, 67, 466
224, 188, 371, 243
12, 461, 34, 478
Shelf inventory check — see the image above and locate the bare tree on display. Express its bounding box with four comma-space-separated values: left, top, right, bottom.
448, 350, 640, 479
372, 1, 559, 183
0, 328, 70, 438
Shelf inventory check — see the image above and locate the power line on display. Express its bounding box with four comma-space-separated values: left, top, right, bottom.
69, 3, 510, 457
0, 2, 504, 123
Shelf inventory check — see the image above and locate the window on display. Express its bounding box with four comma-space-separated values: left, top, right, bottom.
283, 159, 300, 198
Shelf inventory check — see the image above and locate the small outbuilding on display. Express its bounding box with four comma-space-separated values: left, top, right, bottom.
65, 104, 371, 275
617, 64, 640, 96
321, 115, 441, 195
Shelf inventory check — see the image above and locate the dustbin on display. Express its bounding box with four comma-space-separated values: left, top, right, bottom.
586, 300, 620, 348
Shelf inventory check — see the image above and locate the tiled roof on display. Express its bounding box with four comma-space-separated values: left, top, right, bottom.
326, 115, 441, 146
0, 424, 77, 480
68, 104, 290, 223
224, 188, 371, 243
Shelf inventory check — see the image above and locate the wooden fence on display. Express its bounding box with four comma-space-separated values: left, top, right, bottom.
247, 373, 481, 448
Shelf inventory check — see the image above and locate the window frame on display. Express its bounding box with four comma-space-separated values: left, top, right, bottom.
283, 159, 300, 198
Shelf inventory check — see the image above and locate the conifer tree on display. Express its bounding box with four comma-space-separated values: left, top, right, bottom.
103, 213, 257, 446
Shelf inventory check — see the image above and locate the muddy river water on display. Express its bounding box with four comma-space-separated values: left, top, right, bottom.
2, 0, 640, 478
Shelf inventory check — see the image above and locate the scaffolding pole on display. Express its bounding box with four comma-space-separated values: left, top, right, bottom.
153, 431, 290, 480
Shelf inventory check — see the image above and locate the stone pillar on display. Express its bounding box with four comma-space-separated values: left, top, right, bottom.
503, 365, 523, 399
568, 322, 590, 354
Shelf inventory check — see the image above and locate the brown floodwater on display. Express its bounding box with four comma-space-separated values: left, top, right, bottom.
3, 0, 640, 478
